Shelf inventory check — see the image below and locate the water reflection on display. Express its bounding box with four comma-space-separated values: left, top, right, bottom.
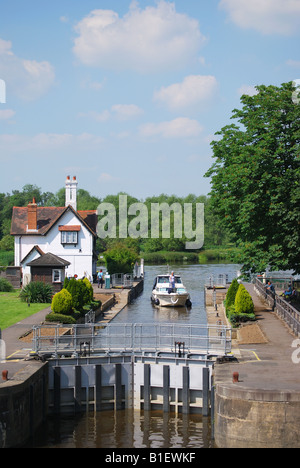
33, 410, 213, 449
28, 264, 239, 449
113, 264, 240, 325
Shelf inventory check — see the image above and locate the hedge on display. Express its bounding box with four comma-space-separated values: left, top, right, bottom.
45, 313, 76, 324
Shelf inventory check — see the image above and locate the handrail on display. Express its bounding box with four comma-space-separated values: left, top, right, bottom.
254, 277, 300, 336
32, 322, 232, 358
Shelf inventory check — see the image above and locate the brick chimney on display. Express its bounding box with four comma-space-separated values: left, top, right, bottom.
27, 198, 38, 231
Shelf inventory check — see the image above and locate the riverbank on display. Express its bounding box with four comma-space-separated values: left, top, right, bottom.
142, 247, 240, 265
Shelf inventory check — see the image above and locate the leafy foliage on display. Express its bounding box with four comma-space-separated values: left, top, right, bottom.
0, 277, 14, 292
225, 278, 239, 310
206, 82, 300, 274
20, 281, 53, 303
65, 278, 86, 310
234, 284, 254, 315
51, 288, 73, 315
104, 243, 139, 275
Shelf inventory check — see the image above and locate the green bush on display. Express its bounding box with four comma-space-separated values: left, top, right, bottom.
20, 281, 53, 303
235, 284, 254, 315
45, 312, 76, 324
65, 278, 86, 310
0, 277, 14, 292
225, 278, 239, 310
227, 305, 255, 327
82, 278, 94, 304
51, 288, 73, 315
104, 244, 139, 275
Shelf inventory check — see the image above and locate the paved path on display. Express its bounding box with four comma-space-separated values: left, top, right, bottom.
214, 284, 300, 393
0, 306, 51, 380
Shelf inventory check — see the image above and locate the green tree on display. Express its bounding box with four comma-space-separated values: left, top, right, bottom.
205, 82, 300, 275
104, 242, 139, 274
225, 278, 239, 311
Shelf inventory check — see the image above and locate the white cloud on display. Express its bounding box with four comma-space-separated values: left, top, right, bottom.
139, 117, 203, 139
111, 104, 144, 120
78, 110, 111, 122
78, 104, 143, 122
286, 59, 300, 68
237, 85, 258, 97
0, 109, 15, 120
73, 1, 206, 73
0, 133, 104, 158
154, 75, 218, 111
0, 38, 55, 101
219, 0, 300, 35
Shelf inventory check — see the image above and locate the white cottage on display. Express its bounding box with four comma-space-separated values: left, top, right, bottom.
11, 176, 98, 286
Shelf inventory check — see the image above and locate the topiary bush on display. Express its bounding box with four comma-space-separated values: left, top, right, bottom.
51, 288, 73, 315
20, 281, 53, 303
65, 278, 86, 310
82, 278, 94, 304
235, 284, 254, 315
225, 278, 239, 311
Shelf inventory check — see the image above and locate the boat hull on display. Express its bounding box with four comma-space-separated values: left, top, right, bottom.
151, 292, 191, 307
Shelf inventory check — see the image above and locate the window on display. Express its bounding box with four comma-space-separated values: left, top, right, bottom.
61, 231, 78, 244
52, 269, 62, 283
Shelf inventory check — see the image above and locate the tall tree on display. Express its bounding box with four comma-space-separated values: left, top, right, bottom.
205, 82, 300, 275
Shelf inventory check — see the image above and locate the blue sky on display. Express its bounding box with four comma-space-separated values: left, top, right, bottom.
0, 0, 299, 200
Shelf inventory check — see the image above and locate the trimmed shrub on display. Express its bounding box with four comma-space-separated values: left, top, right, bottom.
20, 281, 53, 303
235, 284, 254, 315
45, 312, 76, 324
66, 278, 86, 310
82, 278, 94, 304
51, 288, 73, 315
0, 277, 14, 292
225, 278, 239, 310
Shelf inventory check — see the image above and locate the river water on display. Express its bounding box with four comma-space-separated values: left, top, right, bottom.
29, 263, 240, 449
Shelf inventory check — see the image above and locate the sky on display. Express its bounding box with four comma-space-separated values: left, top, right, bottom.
0, 0, 299, 200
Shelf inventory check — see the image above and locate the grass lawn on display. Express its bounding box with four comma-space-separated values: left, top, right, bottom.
0, 290, 51, 330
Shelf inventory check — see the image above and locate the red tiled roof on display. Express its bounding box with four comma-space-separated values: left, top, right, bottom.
58, 225, 81, 232
11, 206, 97, 237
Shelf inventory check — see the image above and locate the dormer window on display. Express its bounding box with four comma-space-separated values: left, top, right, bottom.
59, 225, 81, 245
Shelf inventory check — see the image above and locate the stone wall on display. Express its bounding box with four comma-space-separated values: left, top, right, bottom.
0, 364, 48, 448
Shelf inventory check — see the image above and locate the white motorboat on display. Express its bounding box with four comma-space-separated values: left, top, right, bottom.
151, 274, 192, 308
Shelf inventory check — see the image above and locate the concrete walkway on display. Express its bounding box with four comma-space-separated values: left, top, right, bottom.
0, 306, 51, 380
0, 285, 134, 381
215, 283, 300, 392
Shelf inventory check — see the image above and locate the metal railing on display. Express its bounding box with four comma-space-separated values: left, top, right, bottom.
254, 277, 300, 336
32, 323, 232, 357
111, 273, 133, 288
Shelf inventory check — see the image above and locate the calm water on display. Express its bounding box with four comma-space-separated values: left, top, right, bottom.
29, 410, 214, 448
113, 263, 240, 326
29, 263, 240, 449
